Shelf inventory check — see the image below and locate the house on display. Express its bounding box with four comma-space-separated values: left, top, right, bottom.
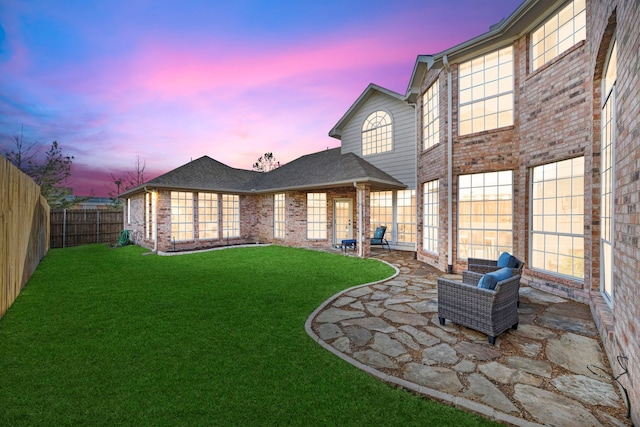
409, 0, 638, 421
121, 0, 639, 421
120, 147, 408, 257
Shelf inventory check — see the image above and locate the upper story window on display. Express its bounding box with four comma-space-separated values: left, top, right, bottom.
422, 81, 439, 150
362, 111, 392, 156
531, 0, 586, 71
459, 46, 513, 136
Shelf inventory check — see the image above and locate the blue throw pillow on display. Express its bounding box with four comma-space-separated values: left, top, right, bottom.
507, 255, 519, 268
478, 267, 512, 290
497, 252, 512, 267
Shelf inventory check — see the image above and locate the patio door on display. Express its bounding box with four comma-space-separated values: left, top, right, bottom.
333, 199, 353, 243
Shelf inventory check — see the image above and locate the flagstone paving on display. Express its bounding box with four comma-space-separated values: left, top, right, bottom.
306, 249, 632, 427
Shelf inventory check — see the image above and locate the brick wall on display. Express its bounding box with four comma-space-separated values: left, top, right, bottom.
415, 1, 639, 421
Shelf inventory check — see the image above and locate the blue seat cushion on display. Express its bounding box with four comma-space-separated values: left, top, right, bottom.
478, 267, 513, 290
497, 252, 512, 267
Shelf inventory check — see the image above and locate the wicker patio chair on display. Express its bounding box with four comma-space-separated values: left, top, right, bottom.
437, 270, 520, 345
467, 253, 524, 276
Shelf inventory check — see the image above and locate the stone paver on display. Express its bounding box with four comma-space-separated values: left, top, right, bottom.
307, 249, 632, 426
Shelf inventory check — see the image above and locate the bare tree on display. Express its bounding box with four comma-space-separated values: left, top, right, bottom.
252, 152, 280, 172
2, 129, 77, 209
108, 156, 147, 204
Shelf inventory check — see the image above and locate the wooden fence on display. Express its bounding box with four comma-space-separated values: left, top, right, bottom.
50, 209, 124, 248
1, 156, 50, 319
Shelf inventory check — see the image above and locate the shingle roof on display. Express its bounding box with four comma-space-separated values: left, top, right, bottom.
119, 148, 406, 197
256, 148, 406, 192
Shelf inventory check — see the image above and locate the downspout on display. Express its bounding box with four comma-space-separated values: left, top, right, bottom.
443, 54, 454, 274
413, 101, 418, 257
354, 182, 364, 258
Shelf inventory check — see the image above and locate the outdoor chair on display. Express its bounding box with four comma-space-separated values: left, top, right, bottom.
467, 252, 524, 276
370, 226, 390, 250
437, 269, 520, 345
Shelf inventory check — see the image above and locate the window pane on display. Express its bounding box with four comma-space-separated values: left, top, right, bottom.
458, 171, 512, 259
459, 47, 513, 135
362, 111, 392, 155
531, 0, 586, 71
530, 157, 584, 279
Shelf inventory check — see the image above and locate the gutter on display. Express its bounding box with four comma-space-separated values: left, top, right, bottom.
443, 55, 454, 274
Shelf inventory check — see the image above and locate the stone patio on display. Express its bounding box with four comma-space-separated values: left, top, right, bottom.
306, 249, 632, 426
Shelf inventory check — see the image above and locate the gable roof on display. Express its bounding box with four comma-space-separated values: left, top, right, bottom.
119, 148, 405, 197
328, 83, 407, 139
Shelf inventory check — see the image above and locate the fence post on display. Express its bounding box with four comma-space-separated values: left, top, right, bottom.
63, 209, 67, 248
97, 210, 100, 243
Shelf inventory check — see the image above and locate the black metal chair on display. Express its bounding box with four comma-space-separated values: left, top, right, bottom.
370, 226, 390, 250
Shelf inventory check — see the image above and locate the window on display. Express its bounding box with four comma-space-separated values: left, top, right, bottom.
144, 192, 156, 240
458, 171, 513, 259
601, 39, 616, 301
222, 194, 240, 238
396, 190, 416, 243
370, 191, 393, 238
307, 193, 327, 239
459, 46, 513, 136
423, 181, 439, 253
127, 198, 131, 225
423, 81, 439, 150
531, 157, 584, 279
145, 193, 151, 239
531, 0, 586, 71
198, 193, 218, 240
362, 111, 392, 155
171, 191, 194, 241
274, 193, 285, 239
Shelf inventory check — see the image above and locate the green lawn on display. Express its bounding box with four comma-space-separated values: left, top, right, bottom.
0, 244, 497, 426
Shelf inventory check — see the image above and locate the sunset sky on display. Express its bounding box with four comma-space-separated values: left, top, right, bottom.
0, 0, 523, 196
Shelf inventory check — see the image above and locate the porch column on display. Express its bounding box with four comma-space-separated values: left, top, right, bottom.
355, 184, 371, 258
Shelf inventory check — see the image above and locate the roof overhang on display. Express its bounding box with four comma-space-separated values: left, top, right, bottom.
251, 177, 407, 194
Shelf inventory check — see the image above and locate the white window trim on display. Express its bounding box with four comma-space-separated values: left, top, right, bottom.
362, 110, 393, 156
529, 157, 585, 280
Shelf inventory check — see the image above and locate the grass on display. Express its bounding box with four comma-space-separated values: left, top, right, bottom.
0, 244, 498, 426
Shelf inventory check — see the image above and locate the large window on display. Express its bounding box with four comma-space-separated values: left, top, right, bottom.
370, 191, 393, 238
531, 158, 584, 279
423, 81, 439, 150
531, 0, 586, 71
396, 190, 416, 243
459, 46, 513, 136
145, 193, 155, 239
198, 193, 218, 240
274, 193, 285, 239
171, 191, 194, 241
601, 40, 616, 301
458, 171, 513, 259
307, 193, 327, 239
362, 111, 392, 156
222, 194, 240, 238
423, 181, 439, 253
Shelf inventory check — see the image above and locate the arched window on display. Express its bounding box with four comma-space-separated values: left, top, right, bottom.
362, 111, 392, 155
601, 38, 616, 302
